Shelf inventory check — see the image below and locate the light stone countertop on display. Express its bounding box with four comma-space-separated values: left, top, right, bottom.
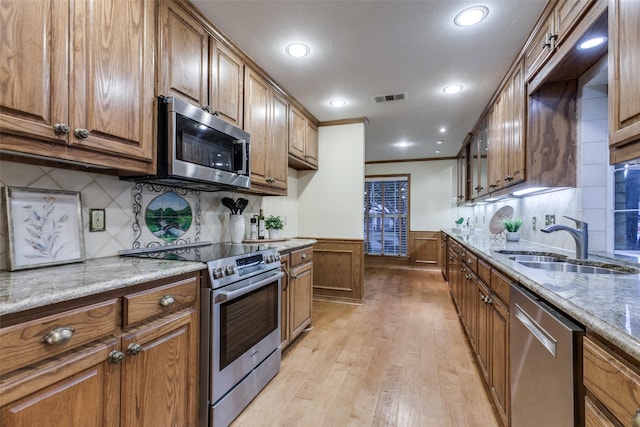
444, 230, 640, 363
0, 239, 317, 318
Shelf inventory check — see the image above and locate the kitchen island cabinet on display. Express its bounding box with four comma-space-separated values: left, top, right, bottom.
0, 0, 155, 173
0, 270, 201, 427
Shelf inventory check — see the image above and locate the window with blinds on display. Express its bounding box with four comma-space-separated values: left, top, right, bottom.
364, 175, 409, 256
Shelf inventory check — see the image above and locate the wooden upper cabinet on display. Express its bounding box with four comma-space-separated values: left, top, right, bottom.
210, 40, 244, 127
288, 105, 318, 170
0, 0, 69, 145
305, 121, 319, 168
244, 67, 288, 194
504, 60, 525, 186
158, 0, 209, 107
269, 91, 289, 190
524, 0, 594, 82
609, 0, 640, 163
69, 0, 155, 161
244, 68, 271, 188
0, 0, 155, 172
289, 106, 307, 161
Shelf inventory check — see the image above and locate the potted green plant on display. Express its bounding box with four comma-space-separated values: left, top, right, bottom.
453, 217, 464, 233
503, 217, 523, 242
265, 215, 284, 239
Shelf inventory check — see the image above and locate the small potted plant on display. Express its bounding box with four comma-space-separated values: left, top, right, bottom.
453, 217, 464, 233
265, 215, 284, 239
503, 217, 523, 242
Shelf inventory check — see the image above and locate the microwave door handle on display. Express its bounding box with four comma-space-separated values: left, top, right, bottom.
216, 271, 283, 303
235, 139, 249, 175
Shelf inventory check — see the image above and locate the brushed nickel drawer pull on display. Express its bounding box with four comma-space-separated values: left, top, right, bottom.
127, 343, 142, 355
74, 128, 90, 139
632, 408, 640, 427
301, 253, 307, 259
53, 123, 70, 134
159, 295, 176, 307
40, 326, 75, 345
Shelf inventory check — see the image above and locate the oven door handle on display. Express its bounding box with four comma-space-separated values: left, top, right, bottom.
216, 271, 284, 302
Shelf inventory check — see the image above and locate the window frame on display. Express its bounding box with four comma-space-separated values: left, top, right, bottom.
363, 174, 410, 257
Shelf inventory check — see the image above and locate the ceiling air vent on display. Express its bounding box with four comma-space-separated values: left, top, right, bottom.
373, 93, 407, 103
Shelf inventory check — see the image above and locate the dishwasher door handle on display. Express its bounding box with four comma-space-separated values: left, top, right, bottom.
514, 302, 558, 357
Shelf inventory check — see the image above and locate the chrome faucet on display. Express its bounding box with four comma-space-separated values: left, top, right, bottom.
541, 216, 589, 259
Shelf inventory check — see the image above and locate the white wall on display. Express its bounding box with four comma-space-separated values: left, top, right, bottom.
297, 123, 365, 239
365, 159, 472, 231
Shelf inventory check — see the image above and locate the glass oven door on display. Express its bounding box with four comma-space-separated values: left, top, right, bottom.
212, 270, 283, 402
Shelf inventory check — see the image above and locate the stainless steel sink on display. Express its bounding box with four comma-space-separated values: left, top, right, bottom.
516, 260, 639, 275
509, 255, 567, 263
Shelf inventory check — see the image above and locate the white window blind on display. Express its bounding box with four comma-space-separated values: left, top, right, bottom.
363, 176, 409, 256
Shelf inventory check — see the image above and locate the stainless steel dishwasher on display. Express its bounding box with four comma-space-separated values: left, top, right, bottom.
510, 284, 584, 427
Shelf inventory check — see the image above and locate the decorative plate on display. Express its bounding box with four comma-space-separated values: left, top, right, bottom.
489, 206, 515, 234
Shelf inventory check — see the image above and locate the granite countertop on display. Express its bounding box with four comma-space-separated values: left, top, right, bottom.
444, 230, 640, 363
0, 239, 317, 318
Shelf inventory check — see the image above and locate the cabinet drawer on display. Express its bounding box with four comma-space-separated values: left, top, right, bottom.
464, 252, 478, 273
124, 276, 197, 326
478, 258, 491, 284
0, 299, 119, 375
583, 336, 640, 425
291, 246, 313, 267
490, 269, 512, 306
585, 395, 616, 427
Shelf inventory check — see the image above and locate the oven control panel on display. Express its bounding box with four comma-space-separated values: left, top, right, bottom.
207, 249, 281, 288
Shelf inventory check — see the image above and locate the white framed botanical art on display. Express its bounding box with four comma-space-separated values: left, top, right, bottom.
2, 187, 85, 271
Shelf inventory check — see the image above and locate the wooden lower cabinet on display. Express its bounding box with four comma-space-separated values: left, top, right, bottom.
280, 253, 291, 349
446, 238, 510, 427
0, 272, 200, 427
289, 248, 313, 342
583, 335, 640, 426
279, 246, 313, 350
0, 338, 121, 427
490, 297, 510, 426
121, 309, 198, 427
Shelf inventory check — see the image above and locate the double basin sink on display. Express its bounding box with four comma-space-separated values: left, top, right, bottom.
495, 251, 640, 275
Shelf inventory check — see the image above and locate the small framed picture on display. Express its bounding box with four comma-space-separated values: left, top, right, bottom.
2, 187, 85, 271
89, 208, 106, 232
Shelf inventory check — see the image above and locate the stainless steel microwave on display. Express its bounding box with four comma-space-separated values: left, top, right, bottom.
124, 96, 251, 191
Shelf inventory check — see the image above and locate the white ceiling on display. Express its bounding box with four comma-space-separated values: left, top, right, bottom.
190, 0, 547, 162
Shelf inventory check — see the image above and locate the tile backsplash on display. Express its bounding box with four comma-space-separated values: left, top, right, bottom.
0, 160, 261, 270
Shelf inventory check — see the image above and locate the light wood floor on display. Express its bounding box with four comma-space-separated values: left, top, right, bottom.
232, 267, 499, 427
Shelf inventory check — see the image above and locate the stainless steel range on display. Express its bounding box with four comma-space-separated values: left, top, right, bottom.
121, 242, 283, 427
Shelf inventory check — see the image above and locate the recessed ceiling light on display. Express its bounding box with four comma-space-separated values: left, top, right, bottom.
439, 127, 446, 133
329, 99, 346, 107
578, 36, 607, 50
286, 43, 310, 57
435, 150, 441, 154
443, 85, 464, 94
454, 6, 489, 27
437, 140, 443, 144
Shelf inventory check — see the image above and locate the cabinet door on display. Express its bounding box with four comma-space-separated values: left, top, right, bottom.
0, 338, 120, 427
268, 91, 289, 190
609, 0, 640, 158
158, 0, 209, 107
490, 297, 510, 427
280, 254, 291, 350
507, 61, 525, 185
305, 121, 319, 168
288, 106, 307, 160
121, 309, 198, 427
0, 0, 68, 144
211, 40, 244, 127
554, 0, 595, 46
289, 262, 312, 341
524, 13, 554, 81
487, 100, 502, 191
69, 0, 154, 162
476, 281, 490, 382
244, 68, 270, 187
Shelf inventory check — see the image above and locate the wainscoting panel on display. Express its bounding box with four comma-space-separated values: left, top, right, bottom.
309, 238, 364, 304
411, 231, 440, 265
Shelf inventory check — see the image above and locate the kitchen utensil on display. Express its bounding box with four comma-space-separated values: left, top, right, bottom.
221, 197, 237, 214
236, 198, 249, 215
